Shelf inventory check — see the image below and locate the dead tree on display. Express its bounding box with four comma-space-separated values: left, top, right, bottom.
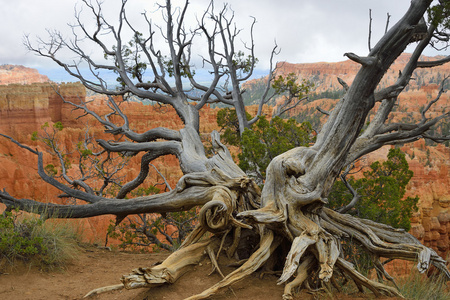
2, 0, 450, 298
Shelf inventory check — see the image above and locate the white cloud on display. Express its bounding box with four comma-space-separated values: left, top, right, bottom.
1, 0, 448, 75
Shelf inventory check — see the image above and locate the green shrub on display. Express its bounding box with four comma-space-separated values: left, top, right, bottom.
328, 148, 419, 276
329, 148, 419, 231
217, 109, 315, 184
0, 209, 81, 271
238, 116, 314, 183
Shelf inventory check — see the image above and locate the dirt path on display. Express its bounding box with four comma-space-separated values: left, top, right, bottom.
0, 245, 158, 300
0, 244, 397, 300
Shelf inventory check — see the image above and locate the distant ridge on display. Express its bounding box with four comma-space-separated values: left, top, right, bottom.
0, 64, 49, 85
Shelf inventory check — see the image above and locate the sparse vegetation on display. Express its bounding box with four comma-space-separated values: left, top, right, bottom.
0, 209, 81, 271
107, 209, 198, 252
398, 271, 450, 300
107, 185, 198, 252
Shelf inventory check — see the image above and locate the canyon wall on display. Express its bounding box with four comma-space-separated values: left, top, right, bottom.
0, 77, 222, 243
0, 81, 107, 242
0, 82, 86, 142
262, 54, 450, 93
0, 61, 449, 262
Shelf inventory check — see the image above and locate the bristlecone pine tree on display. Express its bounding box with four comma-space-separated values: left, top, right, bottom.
2, 0, 450, 298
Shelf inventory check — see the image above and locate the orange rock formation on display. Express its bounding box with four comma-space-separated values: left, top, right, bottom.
0, 65, 49, 85
0, 60, 449, 261
0, 80, 222, 244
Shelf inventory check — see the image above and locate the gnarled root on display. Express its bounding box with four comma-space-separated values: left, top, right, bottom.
121, 238, 218, 289
83, 284, 124, 298
83, 238, 218, 298
316, 234, 340, 281
185, 228, 281, 300
199, 187, 252, 234
282, 256, 315, 300
278, 234, 316, 284
335, 258, 404, 298
84, 159, 450, 300
323, 208, 450, 278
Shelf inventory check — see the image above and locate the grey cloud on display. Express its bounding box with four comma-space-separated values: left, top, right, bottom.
1, 0, 447, 73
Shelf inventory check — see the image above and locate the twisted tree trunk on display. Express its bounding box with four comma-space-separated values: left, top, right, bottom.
92, 1, 450, 298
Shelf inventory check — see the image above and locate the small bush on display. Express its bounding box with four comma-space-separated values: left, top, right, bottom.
107, 208, 197, 252
0, 209, 81, 271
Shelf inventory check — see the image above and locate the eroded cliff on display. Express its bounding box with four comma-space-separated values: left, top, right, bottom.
0, 61, 448, 260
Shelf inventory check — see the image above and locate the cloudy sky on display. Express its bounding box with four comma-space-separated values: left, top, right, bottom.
1, 0, 447, 81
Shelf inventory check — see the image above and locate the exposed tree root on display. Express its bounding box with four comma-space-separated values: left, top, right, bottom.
84, 158, 450, 299
335, 258, 403, 298
184, 228, 281, 300
206, 245, 225, 278
322, 208, 450, 277
83, 185, 450, 299
278, 234, 316, 284
83, 284, 124, 298
282, 256, 314, 300
120, 238, 219, 290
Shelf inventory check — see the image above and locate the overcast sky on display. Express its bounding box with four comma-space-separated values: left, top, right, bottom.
1, 0, 448, 81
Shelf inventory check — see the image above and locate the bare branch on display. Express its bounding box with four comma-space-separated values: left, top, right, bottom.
316, 106, 330, 116
368, 9, 373, 51
385, 13, 391, 34
337, 77, 349, 91
96, 139, 182, 156
273, 96, 308, 118
0, 185, 219, 219
116, 153, 159, 199
420, 76, 449, 121
151, 164, 173, 192
344, 52, 376, 66
336, 167, 361, 214
249, 43, 280, 125
417, 55, 450, 67
0, 134, 103, 204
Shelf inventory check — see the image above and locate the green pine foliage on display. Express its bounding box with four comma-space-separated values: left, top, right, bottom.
216, 108, 315, 183
216, 108, 252, 146
238, 116, 314, 182
428, 1, 450, 28
272, 73, 313, 99
328, 148, 419, 231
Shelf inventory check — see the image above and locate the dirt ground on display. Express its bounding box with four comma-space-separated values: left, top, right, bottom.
0, 244, 401, 300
